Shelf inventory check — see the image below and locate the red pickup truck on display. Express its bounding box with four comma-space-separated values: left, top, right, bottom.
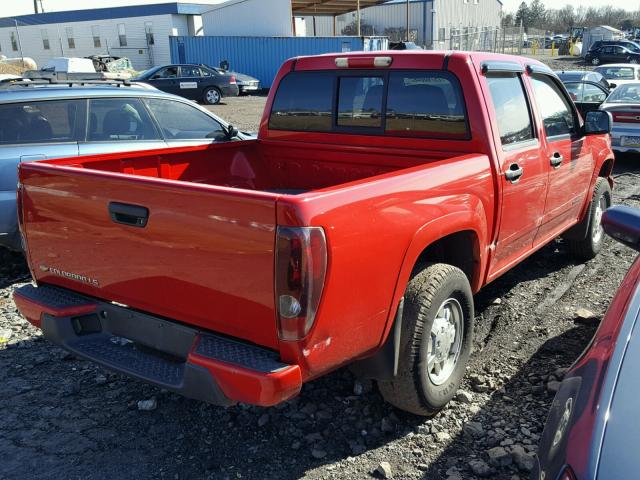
14, 51, 614, 416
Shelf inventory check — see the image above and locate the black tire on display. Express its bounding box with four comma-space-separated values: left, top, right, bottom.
566, 177, 611, 260
203, 87, 222, 105
591, 57, 600, 65
378, 263, 474, 416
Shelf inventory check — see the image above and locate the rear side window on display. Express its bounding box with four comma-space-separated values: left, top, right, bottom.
269, 72, 333, 132
386, 72, 467, 138
0, 100, 83, 145
146, 99, 225, 141
269, 70, 469, 139
87, 98, 160, 142
486, 74, 534, 146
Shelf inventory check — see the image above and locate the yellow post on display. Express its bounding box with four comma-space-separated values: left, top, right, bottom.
569, 40, 574, 56
551, 41, 555, 56
532, 40, 537, 56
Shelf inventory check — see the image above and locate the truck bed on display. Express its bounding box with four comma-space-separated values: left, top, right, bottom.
43, 139, 446, 194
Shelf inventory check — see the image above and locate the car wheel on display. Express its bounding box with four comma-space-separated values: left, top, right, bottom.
630, 58, 639, 64
203, 87, 221, 105
565, 177, 612, 260
377, 263, 474, 416
591, 57, 601, 65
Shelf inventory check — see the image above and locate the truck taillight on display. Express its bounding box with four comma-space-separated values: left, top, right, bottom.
275, 227, 327, 341
612, 111, 640, 123
229, 75, 237, 84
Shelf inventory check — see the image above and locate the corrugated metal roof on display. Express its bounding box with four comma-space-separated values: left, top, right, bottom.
291, 0, 388, 15
0, 3, 213, 28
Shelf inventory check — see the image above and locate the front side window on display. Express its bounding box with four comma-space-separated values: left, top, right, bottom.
87, 98, 159, 142
386, 72, 467, 138
146, 99, 225, 140
337, 76, 384, 128
118, 23, 127, 47
530, 75, 575, 138
0, 100, 83, 145
269, 72, 333, 132
152, 67, 178, 79
486, 74, 534, 146
66, 27, 75, 49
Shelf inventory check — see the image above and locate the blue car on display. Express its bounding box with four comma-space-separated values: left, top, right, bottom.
0, 79, 249, 251
534, 205, 640, 479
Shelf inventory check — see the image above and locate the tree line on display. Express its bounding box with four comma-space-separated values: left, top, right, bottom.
503, 0, 640, 33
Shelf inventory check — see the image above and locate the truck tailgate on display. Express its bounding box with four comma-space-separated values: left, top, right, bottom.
20, 164, 279, 349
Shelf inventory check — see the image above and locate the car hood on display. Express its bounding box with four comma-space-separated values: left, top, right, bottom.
596, 305, 640, 478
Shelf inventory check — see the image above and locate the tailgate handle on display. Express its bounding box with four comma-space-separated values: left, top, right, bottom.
108, 202, 149, 228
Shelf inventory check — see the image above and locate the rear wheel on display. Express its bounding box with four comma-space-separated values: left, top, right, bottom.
630, 58, 639, 65
591, 57, 601, 65
566, 177, 611, 260
378, 263, 474, 416
203, 87, 221, 105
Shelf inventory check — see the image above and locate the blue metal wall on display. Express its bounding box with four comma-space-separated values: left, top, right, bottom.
170, 36, 367, 88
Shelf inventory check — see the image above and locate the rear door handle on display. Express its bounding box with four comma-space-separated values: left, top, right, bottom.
108, 202, 149, 228
505, 163, 524, 183
550, 152, 564, 168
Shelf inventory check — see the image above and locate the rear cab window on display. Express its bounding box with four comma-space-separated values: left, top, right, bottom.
268, 70, 469, 139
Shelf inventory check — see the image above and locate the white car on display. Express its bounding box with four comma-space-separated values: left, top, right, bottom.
600, 82, 640, 153
595, 64, 640, 88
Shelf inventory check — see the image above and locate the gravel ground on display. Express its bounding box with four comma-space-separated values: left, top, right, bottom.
204, 94, 268, 132
2, 60, 640, 480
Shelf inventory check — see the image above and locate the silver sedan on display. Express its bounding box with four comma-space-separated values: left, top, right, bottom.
599, 82, 640, 153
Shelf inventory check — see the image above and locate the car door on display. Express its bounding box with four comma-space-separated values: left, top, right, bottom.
0, 99, 83, 242
145, 97, 229, 147
528, 74, 595, 246
599, 46, 613, 63
613, 46, 628, 63
177, 65, 202, 101
79, 97, 166, 155
147, 66, 180, 96
482, 71, 549, 278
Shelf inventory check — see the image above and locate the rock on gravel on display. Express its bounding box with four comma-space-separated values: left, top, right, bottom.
469, 459, 493, 477
487, 446, 513, 467
512, 445, 536, 472
137, 398, 157, 411
375, 461, 393, 479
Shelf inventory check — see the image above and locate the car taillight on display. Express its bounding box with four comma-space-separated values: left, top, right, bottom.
612, 111, 640, 123
229, 75, 237, 84
275, 227, 327, 341
558, 466, 577, 480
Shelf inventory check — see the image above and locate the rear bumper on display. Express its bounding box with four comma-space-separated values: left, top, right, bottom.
13, 284, 302, 407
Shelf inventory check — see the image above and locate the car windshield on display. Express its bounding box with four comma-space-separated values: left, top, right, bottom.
598, 67, 635, 80
606, 84, 640, 103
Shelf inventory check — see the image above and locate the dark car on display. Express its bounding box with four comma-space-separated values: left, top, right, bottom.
585, 45, 640, 66
534, 205, 640, 480
556, 70, 610, 90
133, 64, 239, 105
588, 39, 640, 54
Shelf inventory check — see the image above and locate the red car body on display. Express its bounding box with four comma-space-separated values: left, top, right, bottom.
14, 51, 614, 408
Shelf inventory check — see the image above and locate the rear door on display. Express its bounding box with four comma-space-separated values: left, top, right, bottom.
482, 70, 549, 277
177, 65, 202, 101
0, 99, 82, 238
528, 73, 595, 244
79, 97, 167, 155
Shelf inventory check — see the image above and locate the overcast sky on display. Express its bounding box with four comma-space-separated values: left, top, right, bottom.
2, 0, 639, 17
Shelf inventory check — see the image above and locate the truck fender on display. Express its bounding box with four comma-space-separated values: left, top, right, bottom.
353, 205, 489, 381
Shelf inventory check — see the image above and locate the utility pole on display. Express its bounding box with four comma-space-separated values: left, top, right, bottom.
33, 0, 38, 13
356, 0, 361, 37
406, 0, 410, 42
14, 20, 24, 63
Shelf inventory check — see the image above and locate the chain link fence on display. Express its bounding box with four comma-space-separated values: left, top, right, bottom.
446, 27, 566, 55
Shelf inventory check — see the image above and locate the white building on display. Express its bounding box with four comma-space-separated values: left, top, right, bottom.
0, 2, 222, 71
202, 0, 502, 49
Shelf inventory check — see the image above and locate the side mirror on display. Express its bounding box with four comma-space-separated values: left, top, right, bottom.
584, 110, 612, 135
603, 205, 640, 251
225, 124, 239, 140
609, 82, 617, 89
